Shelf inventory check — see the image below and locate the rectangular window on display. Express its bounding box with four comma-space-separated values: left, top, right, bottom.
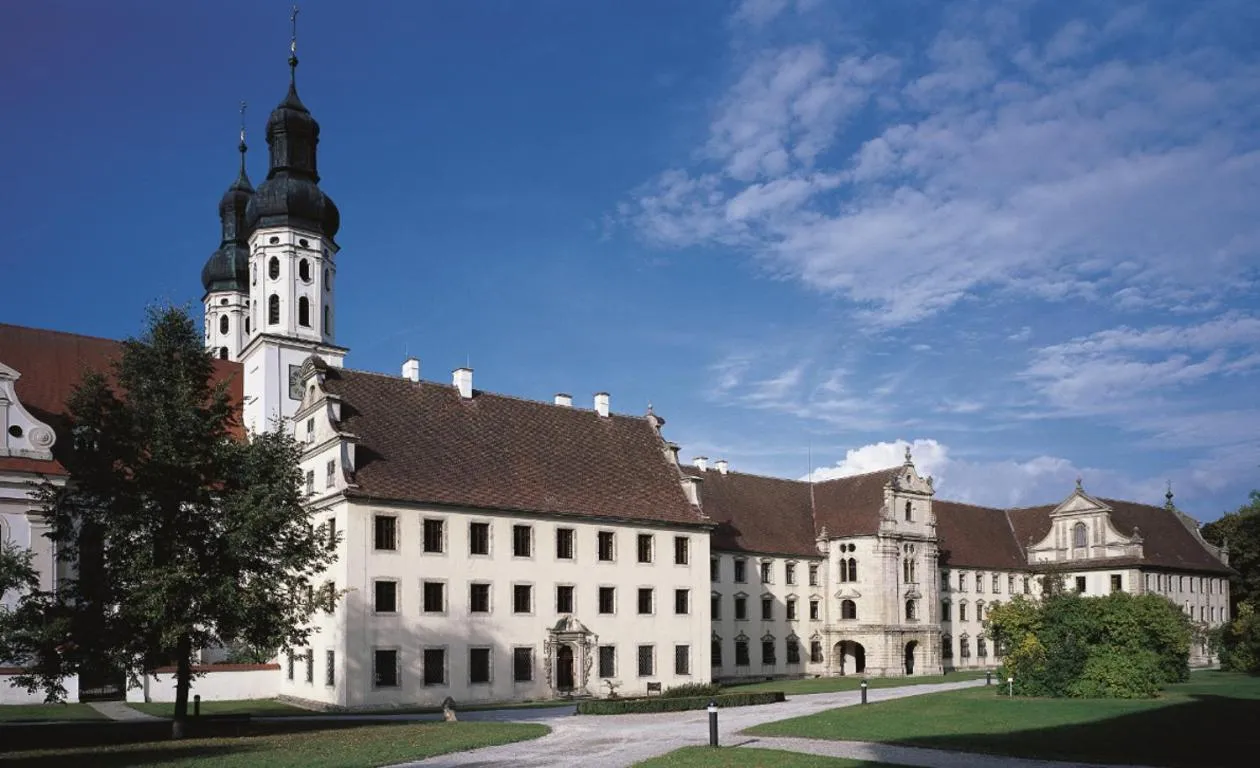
598, 586, 616, 614
760, 562, 772, 584
512, 525, 533, 557
513, 584, 533, 614
469, 648, 491, 685
374, 580, 398, 613
469, 582, 491, 614
598, 645, 616, 678
556, 585, 575, 614
325, 459, 336, 489
674, 536, 689, 565
808, 564, 819, 586
809, 599, 820, 620
1023, 576, 1030, 594
674, 589, 690, 615
734, 596, 747, 620
959, 603, 968, 621
942, 637, 953, 659
1111, 574, 1122, 592
638, 587, 654, 615
423, 648, 446, 686
305, 470, 315, 495
787, 640, 800, 665
556, 528, 575, 560
325, 649, 335, 686
712, 638, 722, 667
710, 557, 720, 582
942, 601, 951, 621
993, 574, 1001, 593
513, 647, 533, 682
637, 534, 654, 563
374, 649, 399, 687
674, 645, 690, 675
1075, 576, 1087, 593
785, 563, 797, 585
598, 531, 615, 561
761, 596, 773, 621
637, 645, 654, 677
422, 581, 445, 613
735, 640, 750, 667
1008, 574, 1016, 593
786, 599, 798, 621
469, 522, 490, 555
374, 515, 397, 551
326, 517, 337, 550
305, 417, 315, 443
734, 559, 747, 583
305, 648, 314, 683
761, 640, 776, 666
423, 519, 445, 553
976, 573, 984, 592
810, 640, 823, 664
958, 572, 966, 591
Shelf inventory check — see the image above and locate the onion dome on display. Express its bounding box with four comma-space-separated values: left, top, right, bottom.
244, 37, 340, 241
201, 131, 254, 293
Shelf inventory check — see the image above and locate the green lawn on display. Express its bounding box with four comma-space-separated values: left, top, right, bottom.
726, 670, 986, 695
0, 703, 105, 722
637, 747, 900, 767
747, 670, 1260, 768
127, 699, 312, 718
1, 721, 548, 768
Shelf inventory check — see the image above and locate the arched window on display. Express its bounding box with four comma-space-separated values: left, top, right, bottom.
905, 600, 916, 621
268, 256, 280, 280
1072, 522, 1087, 548
841, 599, 857, 620
219, 315, 228, 334
299, 258, 311, 282
323, 304, 331, 334
219, 347, 228, 360
268, 294, 280, 325
941, 633, 953, 659
847, 557, 858, 582
905, 500, 913, 521
298, 297, 311, 327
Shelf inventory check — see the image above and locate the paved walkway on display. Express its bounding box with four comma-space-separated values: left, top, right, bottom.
398, 679, 993, 768
86, 701, 163, 721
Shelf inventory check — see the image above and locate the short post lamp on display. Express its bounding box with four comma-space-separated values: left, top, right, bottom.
708, 700, 719, 747
860, 679, 868, 705
1007, 676, 1014, 698
985, 670, 992, 686
193, 694, 201, 717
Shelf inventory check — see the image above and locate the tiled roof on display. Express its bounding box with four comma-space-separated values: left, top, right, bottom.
322, 367, 707, 527
681, 467, 819, 557
935, 500, 1026, 570
812, 468, 902, 538
0, 323, 243, 476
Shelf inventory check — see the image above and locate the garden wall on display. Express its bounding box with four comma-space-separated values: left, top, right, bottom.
0, 668, 80, 704
125, 663, 280, 703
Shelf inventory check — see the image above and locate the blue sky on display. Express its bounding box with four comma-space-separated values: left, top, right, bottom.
2, 0, 1257, 521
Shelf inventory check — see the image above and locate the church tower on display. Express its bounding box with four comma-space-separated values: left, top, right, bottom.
240, 11, 347, 433
201, 107, 254, 362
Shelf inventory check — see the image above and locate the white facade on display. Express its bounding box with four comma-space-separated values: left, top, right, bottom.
204, 289, 249, 362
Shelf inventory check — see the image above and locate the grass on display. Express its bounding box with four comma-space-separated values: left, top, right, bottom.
726, 670, 987, 695
637, 747, 901, 767
1, 720, 548, 768
126, 699, 312, 718
0, 703, 105, 722
746, 670, 1260, 768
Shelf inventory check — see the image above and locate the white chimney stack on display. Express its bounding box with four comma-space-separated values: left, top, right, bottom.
694, 456, 708, 472
554, 393, 573, 407
716, 459, 729, 475
402, 357, 420, 383
594, 392, 610, 418
453, 367, 473, 399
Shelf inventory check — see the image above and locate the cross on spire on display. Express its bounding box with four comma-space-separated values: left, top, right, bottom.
289, 5, 300, 82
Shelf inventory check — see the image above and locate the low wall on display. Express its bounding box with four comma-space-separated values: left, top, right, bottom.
126, 664, 280, 703
0, 668, 80, 704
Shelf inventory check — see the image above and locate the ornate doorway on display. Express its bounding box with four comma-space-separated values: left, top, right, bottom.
544, 615, 597, 696
556, 645, 575, 691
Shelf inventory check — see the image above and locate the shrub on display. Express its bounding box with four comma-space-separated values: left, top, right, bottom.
576, 690, 784, 715
1214, 603, 1260, 673
660, 682, 722, 699
1067, 647, 1162, 699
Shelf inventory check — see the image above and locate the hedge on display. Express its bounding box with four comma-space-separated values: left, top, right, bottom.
576, 690, 785, 715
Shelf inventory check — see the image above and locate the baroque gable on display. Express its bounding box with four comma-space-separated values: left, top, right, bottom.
0, 362, 56, 462
1026, 482, 1143, 564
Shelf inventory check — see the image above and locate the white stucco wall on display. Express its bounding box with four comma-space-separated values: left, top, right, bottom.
125, 666, 281, 703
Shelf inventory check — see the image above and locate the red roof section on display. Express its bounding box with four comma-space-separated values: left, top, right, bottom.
323, 367, 707, 527
935, 500, 1026, 570
812, 468, 901, 538
682, 466, 819, 557
0, 323, 243, 475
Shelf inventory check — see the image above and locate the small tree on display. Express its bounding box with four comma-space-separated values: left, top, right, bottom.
1213, 602, 1260, 673
5, 306, 336, 738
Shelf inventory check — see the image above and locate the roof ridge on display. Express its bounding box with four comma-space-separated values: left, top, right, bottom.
683, 465, 812, 484
0, 322, 124, 345
813, 465, 900, 486
935, 498, 1006, 512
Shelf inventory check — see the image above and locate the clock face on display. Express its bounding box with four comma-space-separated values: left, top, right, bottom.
289, 364, 304, 401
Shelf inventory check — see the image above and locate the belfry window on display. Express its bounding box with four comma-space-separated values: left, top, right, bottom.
219, 315, 229, 335
268, 256, 280, 280
298, 297, 311, 327
219, 347, 228, 360
299, 258, 311, 282
324, 305, 331, 334
268, 294, 280, 325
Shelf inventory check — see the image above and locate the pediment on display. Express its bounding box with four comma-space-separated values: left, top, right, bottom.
1051, 489, 1112, 517
834, 588, 862, 600
550, 615, 593, 637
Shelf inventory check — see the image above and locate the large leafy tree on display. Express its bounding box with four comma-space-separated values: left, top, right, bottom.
5, 306, 335, 738
1202, 490, 1260, 613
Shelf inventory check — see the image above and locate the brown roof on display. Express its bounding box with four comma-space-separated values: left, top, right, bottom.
935, 500, 1026, 570
812, 467, 902, 538
682, 467, 818, 557
0, 323, 243, 475
322, 367, 707, 527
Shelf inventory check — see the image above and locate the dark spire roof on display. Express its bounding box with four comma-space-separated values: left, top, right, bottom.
201, 113, 254, 294
244, 11, 340, 241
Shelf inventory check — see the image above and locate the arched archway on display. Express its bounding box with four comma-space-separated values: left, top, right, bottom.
832, 640, 865, 675
904, 640, 918, 676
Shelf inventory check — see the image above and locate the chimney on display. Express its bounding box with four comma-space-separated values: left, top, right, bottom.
453, 367, 473, 399
554, 393, 573, 407
594, 392, 610, 418
401, 357, 420, 383
694, 456, 708, 472
666, 441, 681, 465
716, 459, 729, 475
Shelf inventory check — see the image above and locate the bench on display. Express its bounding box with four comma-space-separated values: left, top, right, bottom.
645, 682, 662, 696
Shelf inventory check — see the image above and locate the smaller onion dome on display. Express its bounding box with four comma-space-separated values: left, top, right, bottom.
201, 131, 254, 294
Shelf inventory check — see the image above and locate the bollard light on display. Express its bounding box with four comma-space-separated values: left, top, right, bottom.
860, 680, 868, 705
193, 694, 201, 718
985, 670, 992, 686
708, 699, 719, 747
1007, 677, 1014, 698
